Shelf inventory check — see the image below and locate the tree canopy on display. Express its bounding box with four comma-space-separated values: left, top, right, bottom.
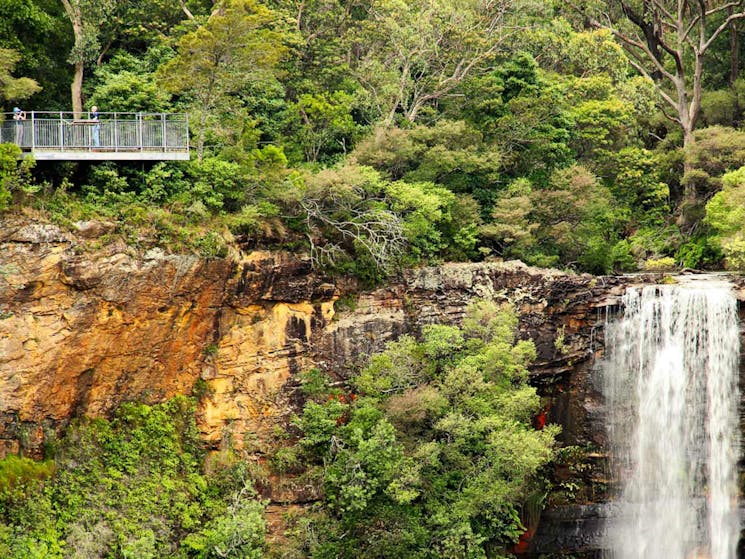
284, 301, 557, 558
4, 0, 745, 269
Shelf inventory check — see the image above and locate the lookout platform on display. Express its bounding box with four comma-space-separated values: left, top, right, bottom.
1, 112, 189, 161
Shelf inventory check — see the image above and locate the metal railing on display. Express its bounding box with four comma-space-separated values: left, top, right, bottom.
0, 112, 189, 154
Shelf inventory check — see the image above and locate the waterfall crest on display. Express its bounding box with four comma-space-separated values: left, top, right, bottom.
604, 281, 740, 559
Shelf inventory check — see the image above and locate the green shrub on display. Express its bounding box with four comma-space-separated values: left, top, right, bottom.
720, 238, 745, 270
0, 456, 54, 514
705, 166, 745, 269
0, 143, 35, 211
194, 231, 228, 258
0, 398, 267, 558
643, 257, 677, 271
700, 89, 739, 126
676, 235, 722, 269
290, 301, 557, 557
686, 126, 745, 177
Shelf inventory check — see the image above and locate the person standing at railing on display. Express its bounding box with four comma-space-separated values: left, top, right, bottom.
91, 106, 100, 147
13, 107, 25, 146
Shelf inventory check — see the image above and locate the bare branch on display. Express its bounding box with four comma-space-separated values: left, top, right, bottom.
705, 1, 742, 16
605, 26, 678, 82
682, 15, 701, 43
702, 11, 745, 52
299, 196, 407, 272
96, 37, 114, 67
178, 0, 194, 20
620, 1, 686, 75
658, 102, 682, 125
625, 56, 680, 117
649, 0, 675, 22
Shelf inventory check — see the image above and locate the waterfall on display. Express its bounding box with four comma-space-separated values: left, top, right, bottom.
604, 280, 741, 559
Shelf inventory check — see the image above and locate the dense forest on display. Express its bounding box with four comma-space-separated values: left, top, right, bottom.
3, 0, 745, 557
5, 0, 745, 277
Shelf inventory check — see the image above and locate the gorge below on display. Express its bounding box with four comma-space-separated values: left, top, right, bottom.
4, 217, 745, 557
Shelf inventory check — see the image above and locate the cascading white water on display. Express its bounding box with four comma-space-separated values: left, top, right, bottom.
604, 280, 741, 559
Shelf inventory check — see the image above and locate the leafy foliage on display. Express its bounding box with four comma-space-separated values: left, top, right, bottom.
0, 398, 267, 558
0, 143, 35, 210
706, 166, 745, 269
7, 0, 745, 271
286, 301, 558, 558
0, 48, 40, 102
158, 0, 290, 161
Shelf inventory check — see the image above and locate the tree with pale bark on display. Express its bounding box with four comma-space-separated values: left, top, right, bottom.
354, 0, 518, 125
568, 0, 745, 166
60, 0, 117, 116
60, 0, 203, 116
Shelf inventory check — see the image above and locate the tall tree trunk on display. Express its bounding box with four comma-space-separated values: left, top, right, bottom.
71, 60, 83, 117
61, 0, 85, 116
679, 56, 703, 179
682, 127, 695, 176
731, 7, 740, 85
679, 124, 698, 231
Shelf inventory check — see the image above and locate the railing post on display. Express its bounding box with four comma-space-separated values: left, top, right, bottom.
59, 111, 64, 151
30, 112, 35, 151
137, 113, 143, 152
185, 113, 190, 155
114, 113, 118, 152
162, 113, 167, 151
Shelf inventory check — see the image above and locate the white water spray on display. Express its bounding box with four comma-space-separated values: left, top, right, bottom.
604, 280, 740, 559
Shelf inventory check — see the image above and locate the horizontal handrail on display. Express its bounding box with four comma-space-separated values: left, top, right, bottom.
2, 111, 187, 119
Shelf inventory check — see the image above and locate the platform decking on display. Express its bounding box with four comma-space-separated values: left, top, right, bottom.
1, 112, 190, 161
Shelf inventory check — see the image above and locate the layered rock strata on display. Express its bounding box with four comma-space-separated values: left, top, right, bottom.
0, 218, 335, 455
0, 217, 665, 458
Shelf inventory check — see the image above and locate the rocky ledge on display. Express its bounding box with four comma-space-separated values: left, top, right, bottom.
1, 216, 739, 458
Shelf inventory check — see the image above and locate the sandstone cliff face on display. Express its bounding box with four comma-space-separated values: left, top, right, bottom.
318, 264, 652, 449
0, 217, 662, 458
0, 218, 336, 455
1, 219, 225, 454
201, 253, 336, 449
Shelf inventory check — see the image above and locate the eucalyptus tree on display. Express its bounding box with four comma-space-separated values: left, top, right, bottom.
158, 0, 289, 161
60, 0, 117, 115
355, 0, 519, 125
568, 1, 745, 164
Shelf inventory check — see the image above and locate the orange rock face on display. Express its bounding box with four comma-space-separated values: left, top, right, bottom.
0, 219, 337, 456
